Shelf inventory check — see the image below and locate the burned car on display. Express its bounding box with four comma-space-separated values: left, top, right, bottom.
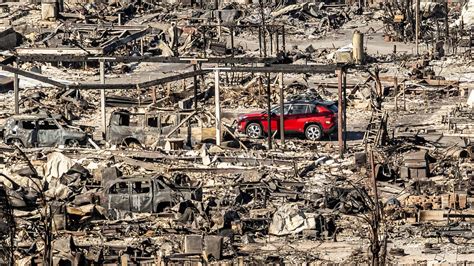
102, 175, 202, 213
106, 109, 186, 148
2, 114, 87, 148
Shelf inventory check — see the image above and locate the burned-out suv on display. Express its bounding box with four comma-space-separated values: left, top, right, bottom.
2, 115, 87, 148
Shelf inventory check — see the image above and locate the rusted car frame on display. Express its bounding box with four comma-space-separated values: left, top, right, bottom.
106, 109, 196, 147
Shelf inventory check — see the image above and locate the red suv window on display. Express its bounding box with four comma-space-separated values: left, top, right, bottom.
289, 104, 309, 115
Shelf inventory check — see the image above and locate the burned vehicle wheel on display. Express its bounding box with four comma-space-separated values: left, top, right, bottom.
246, 123, 262, 139
122, 139, 143, 149
129, 142, 142, 149
305, 124, 322, 141
10, 139, 24, 148
67, 139, 80, 147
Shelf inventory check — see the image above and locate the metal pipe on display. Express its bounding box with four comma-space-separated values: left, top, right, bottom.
266, 73, 272, 150
193, 64, 198, 109
394, 77, 398, 111
269, 32, 273, 55
275, 30, 280, 53
444, 2, 449, 41
279, 73, 284, 146
259, 0, 267, 57
214, 70, 221, 146
282, 26, 286, 52
342, 69, 347, 151
230, 27, 235, 57
337, 68, 344, 158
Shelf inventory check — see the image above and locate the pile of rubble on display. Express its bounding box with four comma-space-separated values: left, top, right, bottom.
0, 0, 472, 264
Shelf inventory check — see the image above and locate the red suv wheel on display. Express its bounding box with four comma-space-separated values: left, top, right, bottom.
305, 124, 323, 141
246, 123, 262, 139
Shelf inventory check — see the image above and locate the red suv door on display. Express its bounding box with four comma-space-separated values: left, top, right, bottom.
285, 104, 311, 133
261, 104, 290, 133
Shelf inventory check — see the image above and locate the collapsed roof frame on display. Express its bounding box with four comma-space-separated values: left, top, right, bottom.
0, 58, 348, 156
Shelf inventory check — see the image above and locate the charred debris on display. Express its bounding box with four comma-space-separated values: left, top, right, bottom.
0, 0, 472, 264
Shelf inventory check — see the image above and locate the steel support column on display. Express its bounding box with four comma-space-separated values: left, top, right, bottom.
337, 68, 345, 158
343, 70, 347, 151
266, 73, 272, 150
279, 73, 284, 147
100, 60, 106, 137
13, 73, 19, 115
214, 70, 222, 146
193, 64, 198, 109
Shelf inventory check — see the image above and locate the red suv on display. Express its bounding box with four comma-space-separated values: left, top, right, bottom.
236, 99, 337, 141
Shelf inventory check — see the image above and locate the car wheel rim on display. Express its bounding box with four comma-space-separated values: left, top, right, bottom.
69, 140, 79, 147
247, 124, 261, 138
307, 127, 321, 140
